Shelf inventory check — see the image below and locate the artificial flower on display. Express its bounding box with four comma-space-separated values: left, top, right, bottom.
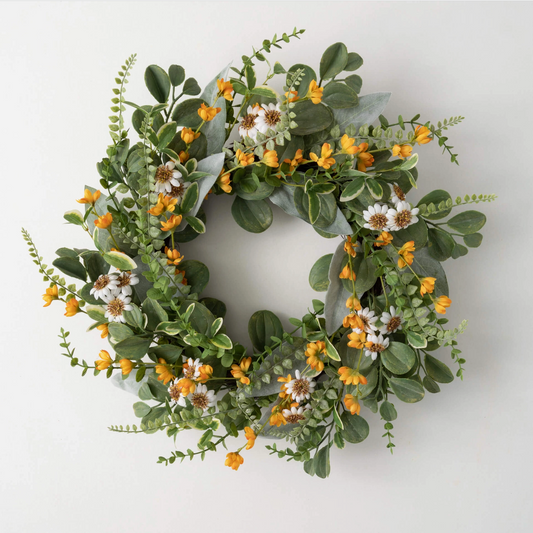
414, 125, 432, 145
231, 357, 252, 385
198, 103, 221, 122
182, 357, 202, 381
96, 323, 109, 339
340, 134, 359, 155
285, 370, 316, 403
306, 80, 323, 104
244, 427, 256, 449
374, 231, 393, 247
356, 307, 379, 334
217, 170, 232, 193
102, 292, 132, 323
338, 366, 368, 386
434, 295, 452, 314
94, 212, 113, 229
197, 364, 213, 383
392, 144, 413, 159
119, 358, 134, 375
397, 240, 416, 269
42, 284, 58, 307
155, 358, 175, 385
283, 149, 304, 172
114, 271, 139, 297
262, 150, 279, 168
216, 78, 234, 101
285, 90, 299, 103
235, 149, 255, 167
363, 203, 390, 232
181, 127, 200, 145
255, 103, 283, 133
387, 201, 419, 231
160, 214, 182, 232
282, 406, 308, 424
95, 350, 113, 371
379, 306, 403, 335
339, 264, 356, 280
305, 341, 326, 373
64, 298, 79, 317
183, 383, 216, 411
420, 277, 436, 296
346, 295, 362, 311
356, 143, 374, 171
310, 142, 335, 169
238, 105, 261, 141
165, 247, 184, 267
344, 235, 357, 257
169, 378, 196, 402
343, 312, 364, 331
344, 394, 361, 415
347, 330, 366, 349
147, 193, 178, 216
154, 161, 182, 194
277, 374, 292, 399
225, 452, 244, 471
90, 273, 119, 301
76, 188, 101, 205
390, 184, 407, 205
364, 333, 390, 360
269, 408, 287, 427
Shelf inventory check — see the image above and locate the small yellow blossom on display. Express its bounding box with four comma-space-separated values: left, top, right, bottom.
244, 427, 256, 450
283, 149, 304, 172
147, 193, 178, 216
155, 358, 175, 385
225, 452, 244, 471
198, 365, 213, 383
345, 296, 362, 312
236, 149, 255, 167
338, 366, 368, 386
305, 341, 326, 373
398, 241, 415, 269
165, 247, 184, 267
160, 214, 182, 232
76, 188, 101, 205
374, 231, 393, 247
434, 295, 452, 314
307, 80, 323, 104
343, 313, 364, 331
217, 78, 234, 101
340, 134, 359, 155
64, 298, 79, 317
94, 212, 113, 229
231, 357, 252, 385
181, 127, 201, 145
179, 151, 189, 163
262, 150, 279, 168
414, 125, 432, 145
95, 350, 113, 371
217, 170, 232, 193
339, 264, 356, 280
344, 394, 361, 415
119, 359, 134, 375
284, 90, 299, 103
96, 323, 109, 338
392, 144, 413, 159
344, 235, 357, 257
347, 331, 366, 350
356, 143, 374, 171
310, 142, 335, 169
277, 374, 292, 399
42, 284, 59, 307
198, 103, 221, 122
269, 408, 287, 427
176, 378, 196, 397
420, 277, 436, 296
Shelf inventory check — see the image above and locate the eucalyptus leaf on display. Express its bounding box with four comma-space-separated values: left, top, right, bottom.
332, 92, 391, 135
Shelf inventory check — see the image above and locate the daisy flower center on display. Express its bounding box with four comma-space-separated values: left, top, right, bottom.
393, 184, 406, 201
169, 384, 180, 402
169, 183, 185, 198
183, 366, 196, 380
240, 114, 257, 130
116, 273, 131, 288
94, 275, 111, 290
387, 316, 402, 332
264, 110, 281, 127
369, 342, 386, 353
190, 392, 209, 410
285, 413, 305, 424
155, 165, 174, 184
107, 298, 125, 317
368, 213, 388, 230
394, 210, 412, 228
292, 379, 310, 398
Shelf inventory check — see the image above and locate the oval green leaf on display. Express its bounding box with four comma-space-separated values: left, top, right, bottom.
381, 341, 416, 375
248, 310, 283, 352
145, 65, 171, 103
309, 253, 333, 292
389, 377, 425, 403
231, 196, 273, 233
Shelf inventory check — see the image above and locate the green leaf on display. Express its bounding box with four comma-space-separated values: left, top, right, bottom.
181, 182, 199, 213
399, 153, 419, 170
366, 179, 383, 200
200, 297, 227, 318
103, 251, 137, 271
447, 210, 486, 235
108, 323, 134, 343
157, 121, 177, 149
183, 77, 201, 95
427, 228, 455, 262
417, 189, 452, 220
149, 344, 182, 363
79, 283, 99, 305
123, 304, 145, 329
314, 446, 331, 479
333, 404, 344, 429
406, 331, 427, 349
248, 310, 283, 352
424, 354, 454, 384
291, 100, 333, 136
389, 377, 425, 403
142, 298, 168, 331
324, 337, 341, 361
340, 176, 366, 202
172, 98, 207, 129
231, 197, 273, 233
133, 401, 151, 418
380, 401, 397, 421
145, 65, 171, 103
168, 65, 185, 87
393, 218, 428, 249
451, 243, 469, 259
114, 336, 152, 360
344, 52, 363, 71
287, 63, 317, 97
63, 210, 84, 226
250, 85, 278, 99
185, 215, 206, 234
235, 180, 274, 201
308, 192, 320, 224
345, 74, 363, 94
340, 412, 370, 443
381, 342, 416, 375
179, 300, 214, 335
52, 257, 87, 282
322, 82, 358, 109
245, 65, 256, 89
332, 92, 391, 135
82, 251, 108, 283
211, 334, 233, 350
320, 42, 348, 80
423, 376, 441, 394
85, 305, 106, 322
180, 260, 209, 294
309, 254, 333, 292
463, 233, 483, 248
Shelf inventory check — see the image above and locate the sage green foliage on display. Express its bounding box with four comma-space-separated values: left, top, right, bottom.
25, 30, 495, 479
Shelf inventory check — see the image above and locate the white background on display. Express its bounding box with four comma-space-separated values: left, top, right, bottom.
1, 1, 532, 532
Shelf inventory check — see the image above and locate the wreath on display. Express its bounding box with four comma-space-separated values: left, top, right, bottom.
24, 29, 495, 478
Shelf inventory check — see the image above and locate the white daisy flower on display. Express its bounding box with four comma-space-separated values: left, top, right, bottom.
238, 105, 261, 141
90, 273, 119, 301
390, 184, 407, 205
185, 383, 216, 412
168, 175, 191, 204
363, 203, 390, 232
282, 406, 309, 424
255, 102, 283, 134
102, 293, 132, 323
285, 370, 316, 403
354, 307, 379, 334
386, 201, 419, 231
364, 333, 390, 360
154, 161, 182, 194
379, 306, 403, 335
114, 271, 139, 297
181, 357, 202, 381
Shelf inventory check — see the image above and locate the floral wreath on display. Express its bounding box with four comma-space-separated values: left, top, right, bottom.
24, 29, 495, 477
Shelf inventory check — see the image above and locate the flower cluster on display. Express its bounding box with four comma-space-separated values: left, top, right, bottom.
90, 271, 139, 323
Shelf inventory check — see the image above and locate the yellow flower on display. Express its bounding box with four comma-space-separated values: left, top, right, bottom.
269, 408, 287, 427
155, 358, 175, 385
344, 235, 357, 257
165, 247, 184, 267
392, 144, 413, 159
95, 350, 113, 371
310, 142, 335, 169
76, 188, 101, 205
344, 394, 361, 415
307, 80, 323, 104
374, 231, 393, 247
198, 103, 221, 122
181, 127, 201, 145
225, 452, 244, 471
277, 374, 292, 399
338, 367, 367, 386
175, 378, 196, 397
176, 269, 188, 285
119, 359, 134, 375
347, 331, 366, 350
147, 193, 178, 216
305, 341, 326, 373
414, 125, 432, 145
217, 170, 232, 193
340, 134, 359, 155
434, 295, 452, 314
420, 277, 436, 296
179, 150, 189, 163
345, 296, 362, 312
217, 78, 234, 101
160, 214, 182, 232
244, 426, 256, 450
356, 143, 374, 171
231, 357, 252, 385
284, 90, 299, 103
42, 284, 59, 307
96, 323, 109, 338
235, 149, 255, 167
343, 313, 364, 331
197, 365, 213, 383
94, 212, 113, 229
339, 264, 356, 280
283, 149, 304, 172
397, 240, 415, 269
262, 150, 279, 168
64, 298, 79, 317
